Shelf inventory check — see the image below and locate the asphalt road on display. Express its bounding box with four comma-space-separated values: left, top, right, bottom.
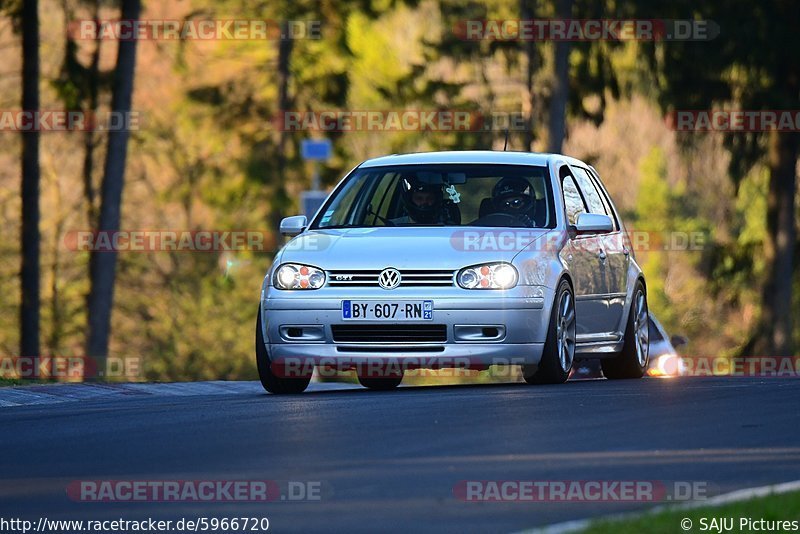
1, 377, 799, 533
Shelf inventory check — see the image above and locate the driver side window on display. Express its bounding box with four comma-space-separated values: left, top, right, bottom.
561, 170, 587, 226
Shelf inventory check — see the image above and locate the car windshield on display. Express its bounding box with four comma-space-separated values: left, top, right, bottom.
313, 164, 555, 229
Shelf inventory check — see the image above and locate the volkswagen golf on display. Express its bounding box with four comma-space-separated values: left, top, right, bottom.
257, 151, 649, 393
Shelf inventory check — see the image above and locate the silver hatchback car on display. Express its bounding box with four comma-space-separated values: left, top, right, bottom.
257, 151, 649, 393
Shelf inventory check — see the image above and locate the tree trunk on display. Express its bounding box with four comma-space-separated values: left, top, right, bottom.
520, 0, 537, 151
760, 130, 798, 356
269, 34, 294, 233
20, 0, 41, 358
48, 171, 65, 354
546, 0, 573, 153
86, 0, 141, 371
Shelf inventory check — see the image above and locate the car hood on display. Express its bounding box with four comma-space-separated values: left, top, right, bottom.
278, 227, 551, 270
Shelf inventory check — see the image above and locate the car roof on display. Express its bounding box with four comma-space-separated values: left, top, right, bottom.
359, 150, 584, 168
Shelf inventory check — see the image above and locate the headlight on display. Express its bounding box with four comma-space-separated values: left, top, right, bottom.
273, 263, 326, 290
457, 262, 518, 290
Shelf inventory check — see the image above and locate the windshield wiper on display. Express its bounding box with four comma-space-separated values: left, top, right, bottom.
315, 224, 386, 230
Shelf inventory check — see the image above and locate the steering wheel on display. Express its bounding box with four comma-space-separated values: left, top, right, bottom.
366, 206, 395, 227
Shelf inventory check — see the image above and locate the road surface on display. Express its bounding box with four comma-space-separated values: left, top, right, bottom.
1, 377, 799, 533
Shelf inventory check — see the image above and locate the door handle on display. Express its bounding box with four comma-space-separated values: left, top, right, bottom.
622, 247, 630, 256
598, 251, 607, 261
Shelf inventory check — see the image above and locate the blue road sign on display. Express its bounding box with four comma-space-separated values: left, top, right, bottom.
301, 139, 332, 161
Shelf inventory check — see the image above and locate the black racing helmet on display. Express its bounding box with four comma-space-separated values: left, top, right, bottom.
400, 176, 443, 223
492, 176, 534, 214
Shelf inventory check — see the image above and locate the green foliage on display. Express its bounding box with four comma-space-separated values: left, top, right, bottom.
634, 148, 673, 325
2, 0, 795, 379
635, 0, 800, 183
633, 147, 713, 339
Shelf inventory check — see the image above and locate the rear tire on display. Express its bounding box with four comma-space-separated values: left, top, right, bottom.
255, 307, 311, 394
601, 281, 649, 379
357, 373, 403, 391
523, 280, 575, 385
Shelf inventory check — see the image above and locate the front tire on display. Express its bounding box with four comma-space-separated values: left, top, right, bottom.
523, 279, 575, 385
601, 281, 649, 379
255, 307, 311, 394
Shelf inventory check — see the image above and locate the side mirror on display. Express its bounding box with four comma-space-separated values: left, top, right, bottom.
279, 215, 307, 237
670, 335, 689, 349
574, 213, 613, 234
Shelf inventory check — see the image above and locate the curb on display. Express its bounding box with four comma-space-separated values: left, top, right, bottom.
0, 380, 357, 408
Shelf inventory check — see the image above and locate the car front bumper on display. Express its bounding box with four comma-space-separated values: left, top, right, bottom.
260, 286, 554, 370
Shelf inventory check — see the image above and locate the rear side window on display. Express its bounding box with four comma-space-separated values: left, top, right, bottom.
572, 167, 608, 217
561, 172, 587, 227
586, 167, 620, 230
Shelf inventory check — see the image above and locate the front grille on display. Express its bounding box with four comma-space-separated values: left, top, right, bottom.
331, 324, 448, 343
327, 269, 454, 287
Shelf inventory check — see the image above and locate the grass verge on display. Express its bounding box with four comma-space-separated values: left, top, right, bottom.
582, 490, 800, 533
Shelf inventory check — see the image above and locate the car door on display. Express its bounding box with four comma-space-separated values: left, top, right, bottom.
571, 165, 627, 334
590, 167, 630, 335
559, 165, 608, 337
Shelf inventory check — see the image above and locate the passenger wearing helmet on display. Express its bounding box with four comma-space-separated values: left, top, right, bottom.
491, 176, 536, 226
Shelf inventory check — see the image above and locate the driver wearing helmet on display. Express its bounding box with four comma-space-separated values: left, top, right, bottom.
491, 177, 536, 226
392, 176, 447, 224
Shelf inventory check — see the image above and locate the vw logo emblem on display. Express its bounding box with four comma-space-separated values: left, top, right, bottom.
378, 268, 402, 290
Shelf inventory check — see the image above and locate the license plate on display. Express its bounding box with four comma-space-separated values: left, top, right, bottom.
342, 300, 433, 321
